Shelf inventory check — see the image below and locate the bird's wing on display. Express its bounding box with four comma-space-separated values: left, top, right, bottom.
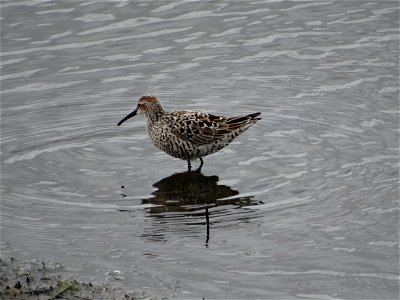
170, 111, 260, 145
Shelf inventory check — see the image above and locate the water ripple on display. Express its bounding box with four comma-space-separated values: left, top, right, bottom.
1, 68, 45, 80
36, 8, 75, 14
74, 13, 115, 22
244, 31, 337, 46
2, 80, 87, 94
228, 269, 399, 281
1, 28, 192, 56
78, 17, 163, 35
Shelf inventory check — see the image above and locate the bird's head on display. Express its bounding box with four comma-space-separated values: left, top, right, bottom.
117, 95, 163, 126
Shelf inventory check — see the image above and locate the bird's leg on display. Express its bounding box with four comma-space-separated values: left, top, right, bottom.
196, 158, 204, 173
187, 159, 192, 172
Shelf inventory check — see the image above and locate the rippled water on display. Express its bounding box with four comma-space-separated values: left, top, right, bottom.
1, 0, 399, 299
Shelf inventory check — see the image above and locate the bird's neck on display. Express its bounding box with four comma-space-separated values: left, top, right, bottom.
146, 107, 165, 123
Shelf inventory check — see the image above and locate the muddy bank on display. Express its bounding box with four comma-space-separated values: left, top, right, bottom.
0, 258, 161, 300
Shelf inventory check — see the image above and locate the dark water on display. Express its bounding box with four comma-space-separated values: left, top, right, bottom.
1, 1, 399, 299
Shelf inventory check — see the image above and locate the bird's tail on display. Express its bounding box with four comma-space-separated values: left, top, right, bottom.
246, 112, 262, 121
226, 112, 261, 130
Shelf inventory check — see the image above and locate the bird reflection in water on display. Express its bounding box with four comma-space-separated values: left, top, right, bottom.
137, 171, 262, 245
142, 171, 255, 211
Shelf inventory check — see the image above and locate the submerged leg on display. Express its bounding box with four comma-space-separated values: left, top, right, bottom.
196, 157, 204, 173
187, 159, 192, 172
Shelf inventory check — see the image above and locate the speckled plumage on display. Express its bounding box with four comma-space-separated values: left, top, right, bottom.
118, 95, 261, 171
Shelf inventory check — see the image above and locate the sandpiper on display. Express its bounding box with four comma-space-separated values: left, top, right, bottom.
118, 95, 261, 171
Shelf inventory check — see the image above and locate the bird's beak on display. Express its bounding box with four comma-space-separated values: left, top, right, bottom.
117, 109, 137, 126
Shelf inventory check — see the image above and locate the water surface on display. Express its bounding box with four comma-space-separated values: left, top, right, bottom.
1, 1, 399, 299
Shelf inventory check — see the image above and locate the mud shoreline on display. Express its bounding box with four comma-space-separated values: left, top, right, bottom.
0, 257, 159, 300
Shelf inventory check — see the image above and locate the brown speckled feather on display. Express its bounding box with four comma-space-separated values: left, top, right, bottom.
169, 111, 261, 146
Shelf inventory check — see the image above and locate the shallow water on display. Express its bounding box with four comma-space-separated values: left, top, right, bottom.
1, 0, 399, 299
